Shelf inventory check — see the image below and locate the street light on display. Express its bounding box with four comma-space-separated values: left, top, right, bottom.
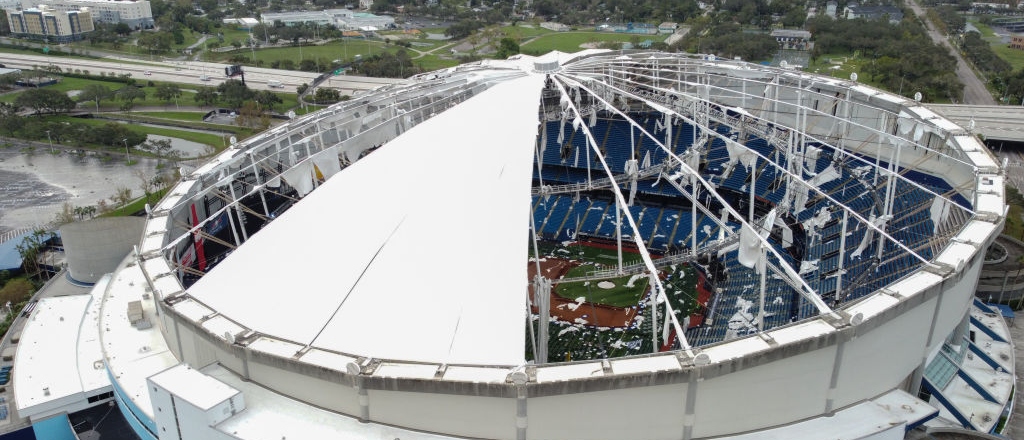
123, 138, 130, 164
45, 130, 53, 153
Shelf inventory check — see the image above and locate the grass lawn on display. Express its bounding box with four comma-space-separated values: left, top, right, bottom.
413, 53, 460, 71
218, 27, 255, 46
520, 31, 640, 54
971, 20, 1024, 71
50, 115, 227, 147
211, 39, 403, 66
102, 187, 170, 217
3, 75, 300, 113
0, 76, 200, 108
131, 111, 209, 122
499, 24, 555, 40
172, 29, 203, 52
556, 265, 651, 307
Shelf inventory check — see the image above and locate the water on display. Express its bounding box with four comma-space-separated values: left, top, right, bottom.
0, 148, 160, 236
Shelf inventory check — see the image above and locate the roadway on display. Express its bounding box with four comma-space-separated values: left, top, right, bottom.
0, 53, 404, 94
927, 104, 1024, 143
906, 0, 996, 105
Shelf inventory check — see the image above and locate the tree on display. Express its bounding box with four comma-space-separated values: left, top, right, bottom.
495, 37, 520, 59
111, 186, 133, 214
0, 279, 34, 307
299, 59, 318, 72
114, 22, 132, 35
154, 83, 182, 106
117, 86, 146, 112
77, 84, 112, 111
312, 87, 342, 104
236, 100, 269, 129
0, 71, 20, 90
54, 201, 76, 225
253, 90, 282, 112
137, 30, 173, 53
216, 79, 254, 109
15, 229, 55, 281
445, 20, 482, 39
15, 88, 76, 115
0, 103, 21, 138
134, 169, 158, 204
194, 86, 218, 107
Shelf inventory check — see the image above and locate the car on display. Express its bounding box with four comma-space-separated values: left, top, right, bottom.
144, 70, 152, 75
199, 75, 210, 82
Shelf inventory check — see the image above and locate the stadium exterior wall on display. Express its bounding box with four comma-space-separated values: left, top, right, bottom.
148, 248, 986, 439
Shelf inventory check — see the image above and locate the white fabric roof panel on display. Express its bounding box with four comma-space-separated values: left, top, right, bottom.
186, 74, 544, 366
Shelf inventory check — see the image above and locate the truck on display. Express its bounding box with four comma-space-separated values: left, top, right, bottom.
267, 80, 284, 88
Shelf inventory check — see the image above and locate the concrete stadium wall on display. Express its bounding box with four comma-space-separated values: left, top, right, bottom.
149, 252, 983, 439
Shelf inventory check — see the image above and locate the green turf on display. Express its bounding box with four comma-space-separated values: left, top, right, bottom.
520, 31, 641, 54
529, 245, 700, 362
556, 264, 651, 307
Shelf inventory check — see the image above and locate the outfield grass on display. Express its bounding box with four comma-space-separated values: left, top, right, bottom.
556, 264, 651, 307
520, 31, 640, 54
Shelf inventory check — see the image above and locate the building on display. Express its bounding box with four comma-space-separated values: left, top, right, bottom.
18, 0, 152, 28
539, 21, 570, 32
826, 0, 838, 18
7, 5, 94, 43
844, 2, 904, 23
260, 9, 394, 30
0, 51, 1010, 440
658, 21, 678, 33
1011, 35, 1024, 50
222, 17, 259, 30
771, 28, 811, 49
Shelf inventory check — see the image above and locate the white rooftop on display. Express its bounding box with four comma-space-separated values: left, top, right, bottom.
204, 363, 454, 440
149, 364, 240, 410
186, 74, 546, 366
14, 277, 109, 417
729, 390, 935, 439
100, 257, 179, 420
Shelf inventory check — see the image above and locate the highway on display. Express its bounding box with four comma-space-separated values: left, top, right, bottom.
928, 104, 1024, 143
0, 53, 404, 93
906, 0, 996, 105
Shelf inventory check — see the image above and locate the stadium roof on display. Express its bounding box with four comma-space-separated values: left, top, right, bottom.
186, 74, 545, 366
